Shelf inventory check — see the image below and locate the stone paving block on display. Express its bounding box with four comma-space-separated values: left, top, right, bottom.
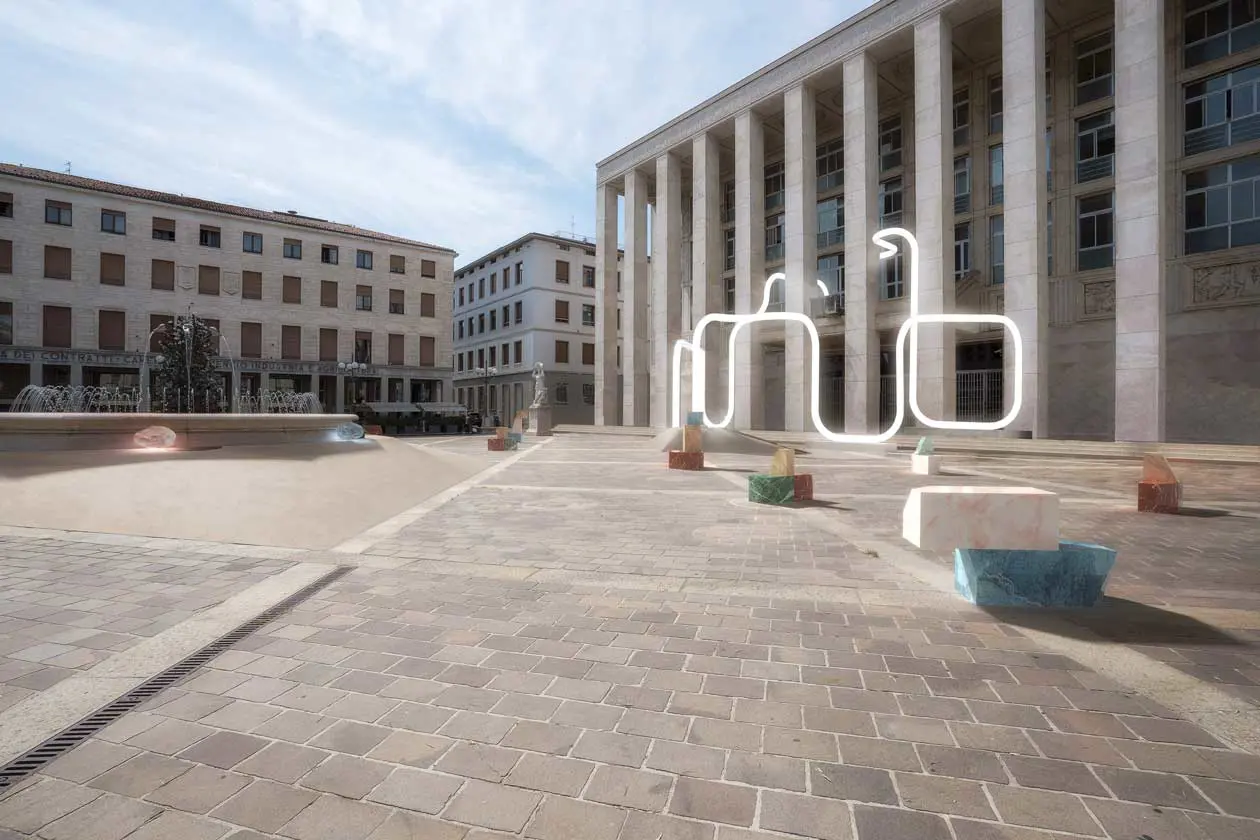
122, 810, 227, 840
809, 760, 898, 804
252, 709, 334, 743
1118, 715, 1227, 747
278, 794, 392, 840
380, 700, 457, 733
760, 791, 853, 840
804, 707, 877, 737
764, 726, 839, 761
43, 739, 139, 783
893, 772, 995, 819
0, 777, 102, 834
368, 730, 454, 768
125, 718, 214, 755
618, 708, 691, 741
365, 811, 468, 840
646, 739, 726, 779
491, 692, 562, 720
500, 720, 583, 754
1193, 777, 1260, 818
234, 741, 329, 783
1027, 731, 1127, 766
524, 795, 626, 840
322, 692, 399, 724
435, 742, 524, 782
916, 744, 1008, 782
986, 786, 1103, 836
1085, 798, 1207, 840
688, 717, 762, 751
852, 804, 952, 840
668, 777, 757, 827
211, 778, 318, 833
39, 791, 161, 840
949, 722, 1038, 756
1001, 754, 1108, 796
553, 699, 625, 729
308, 720, 390, 755
299, 754, 392, 799
572, 730, 651, 766
177, 730, 269, 769
366, 767, 464, 814
670, 692, 734, 720
504, 752, 594, 796
145, 764, 250, 813
88, 753, 194, 798
619, 811, 715, 840
1092, 766, 1217, 811
443, 779, 543, 833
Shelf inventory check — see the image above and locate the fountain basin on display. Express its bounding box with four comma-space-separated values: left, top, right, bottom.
0, 413, 362, 452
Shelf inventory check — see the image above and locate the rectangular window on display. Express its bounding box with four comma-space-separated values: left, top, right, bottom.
764, 160, 785, 210
490, 310, 497, 330
515, 300, 523, 323
458, 287, 465, 307
420, 292, 436, 317
320, 280, 338, 308
1076, 110, 1116, 182
479, 277, 485, 298
321, 245, 338, 265
478, 313, 485, 333
488, 346, 497, 367
101, 210, 126, 235
954, 223, 972, 282
501, 342, 509, 367
1047, 201, 1054, 276
555, 384, 569, 405
44, 245, 71, 280
1185, 63, 1260, 156
816, 197, 844, 249
388, 334, 404, 366
0, 239, 11, 274
988, 75, 1003, 135
319, 328, 338, 362
421, 259, 437, 278
355, 284, 372, 311
1078, 192, 1115, 270
490, 271, 498, 294
1075, 30, 1114, 105
0, 191, 12, 218
242, 232, 263, 254
515, 261, 523, 284
0, 302, 10, 346
990, 214, 1005, 285
199, 226, 221, 248
389, 289, 404, 314
555, 340, 569, 363
199, 265, 221, 295
555, 299, 570, 323
722, 178, 736, 222
879, 115, 903, 171
501, 305, 510, 327
582, 265, 596, 287
953, 88, 970, 147
458, 321, 464, 339
98, 310, 126, 351
816, 138, 844, 193
354, 331, 372, 363
409, 335, 431, 368
282, 275, 302, 304
99, 252, 125, 286
723, 227, 736, 272
989, 145, 1004, 206
818, 252, 844, 298
582, 342, 595, 365
582, 304, 596, 326
151, 259, 174, 291
152, 217, 175, 241
765, 213, 785, 262
555, 260, 570, 283
43, 305, 72, 348
880, 250, 904, 300
878, 178, 903, 226
724, 276, 736, 313
281, 325, 301, 360
1185, 156, 1260, 253
241, 322, 262, 358
954, 156, 972, 214
283, 238, 302, 259
514, 340, 522, 363
45, 200, 71, 226
243, 270, 262, 300
356, 249, 373, 270
1186, 0, 1260, 67
390, 254, 405, 274
1047, 127, 1054, 190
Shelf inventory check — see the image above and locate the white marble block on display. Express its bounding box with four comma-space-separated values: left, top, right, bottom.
911, 454, 942, 475
902, 486, 1059, 552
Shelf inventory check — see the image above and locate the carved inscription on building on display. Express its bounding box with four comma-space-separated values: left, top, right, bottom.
1082, 280, 1116, 317
1191, 262, 1260, 305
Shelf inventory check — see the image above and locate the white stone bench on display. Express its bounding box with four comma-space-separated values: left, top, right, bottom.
902, 486, 1060, 552
911, 453, 942, 475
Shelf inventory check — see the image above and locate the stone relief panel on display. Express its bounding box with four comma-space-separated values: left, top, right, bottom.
1081, 280, 1116, 319
222, 271, 241, 297
177, 265, 196, 291
1188, 261, 1260, 308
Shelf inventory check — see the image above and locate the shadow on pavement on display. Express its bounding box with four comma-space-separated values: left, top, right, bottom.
985, 597, 1245, 647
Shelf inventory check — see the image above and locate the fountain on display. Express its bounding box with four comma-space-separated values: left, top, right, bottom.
1, 311, 356, 452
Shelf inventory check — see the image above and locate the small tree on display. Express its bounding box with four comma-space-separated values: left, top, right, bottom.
150, 314, 223, 413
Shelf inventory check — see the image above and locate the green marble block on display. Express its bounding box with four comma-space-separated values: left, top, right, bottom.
748, 473, 795, 505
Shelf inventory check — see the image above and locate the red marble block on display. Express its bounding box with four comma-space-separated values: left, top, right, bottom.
793, 473, 814, 502
364, 425, 384, 436
1138, 480, 1181, 513
668, 450, 704, 470
487, 437, 506, 452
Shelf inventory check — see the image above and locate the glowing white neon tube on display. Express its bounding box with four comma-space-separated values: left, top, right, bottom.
671, 227, 1024, 440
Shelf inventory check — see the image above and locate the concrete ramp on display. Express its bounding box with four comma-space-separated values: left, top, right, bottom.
652, 426, 785, 456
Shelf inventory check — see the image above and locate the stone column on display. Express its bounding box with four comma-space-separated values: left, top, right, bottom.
734, 111, 766, 429
335, 375, 345, 413
1113, 0, 1166, 442
692, 133, 723, 417
622, 169, 651, 426
913, 13, 957, 422
594, 182, 620, 426
784, 83, 819, 433
843, 52, 880, 434
1001, 0, 1049, 437
651, 152, 683, 429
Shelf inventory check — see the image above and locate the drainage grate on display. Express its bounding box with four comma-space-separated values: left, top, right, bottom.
0, 565, 352, 791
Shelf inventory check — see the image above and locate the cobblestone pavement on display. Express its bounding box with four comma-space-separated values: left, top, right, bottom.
0, 534, 295, 713
0, 433, 1257, 839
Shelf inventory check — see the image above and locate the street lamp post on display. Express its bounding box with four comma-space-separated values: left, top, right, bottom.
473, 366, 498, 424
338, 361, 368, 410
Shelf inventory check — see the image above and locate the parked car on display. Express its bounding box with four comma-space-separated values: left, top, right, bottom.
464, 411, 482, 434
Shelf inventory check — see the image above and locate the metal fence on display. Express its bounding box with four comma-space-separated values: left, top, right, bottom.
816, 370, 1004, 430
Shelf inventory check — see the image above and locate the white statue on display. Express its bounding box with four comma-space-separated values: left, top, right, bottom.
530, 362, 548, 408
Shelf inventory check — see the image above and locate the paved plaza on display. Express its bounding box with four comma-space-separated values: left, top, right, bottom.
0, 432, 1257, 839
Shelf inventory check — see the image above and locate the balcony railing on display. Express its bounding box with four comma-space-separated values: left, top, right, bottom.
810, 294, 845, 318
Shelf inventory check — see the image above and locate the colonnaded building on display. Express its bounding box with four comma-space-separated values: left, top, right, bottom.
591, 0, 1260, 444
0, 164, 456, 412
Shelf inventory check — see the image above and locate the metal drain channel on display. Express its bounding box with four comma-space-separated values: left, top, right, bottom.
0, 565, 353, 791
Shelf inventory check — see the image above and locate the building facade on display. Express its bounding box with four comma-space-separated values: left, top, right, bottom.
593, 0, 1260, 444
0, 164, 456, 412
452, 233, 625, 426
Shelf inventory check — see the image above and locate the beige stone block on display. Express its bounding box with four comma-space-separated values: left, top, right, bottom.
770, 447, 795, 476
682, 425, 703, 453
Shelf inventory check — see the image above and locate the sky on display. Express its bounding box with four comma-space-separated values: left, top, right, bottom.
0, 0, 876, 266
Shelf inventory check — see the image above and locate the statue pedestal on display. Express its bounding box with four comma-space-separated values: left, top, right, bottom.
528, 406, 553, 437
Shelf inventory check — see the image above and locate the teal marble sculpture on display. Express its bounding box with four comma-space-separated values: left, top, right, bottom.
954, 541, 1117, 607
748, 474, 795, 505
503, 437, 519, 451
915, 436, 934, 455
507, 432, 523, 444
686, 411, 704, 426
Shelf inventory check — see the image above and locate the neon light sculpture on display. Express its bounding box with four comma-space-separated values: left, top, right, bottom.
671, 227, 1023, 442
